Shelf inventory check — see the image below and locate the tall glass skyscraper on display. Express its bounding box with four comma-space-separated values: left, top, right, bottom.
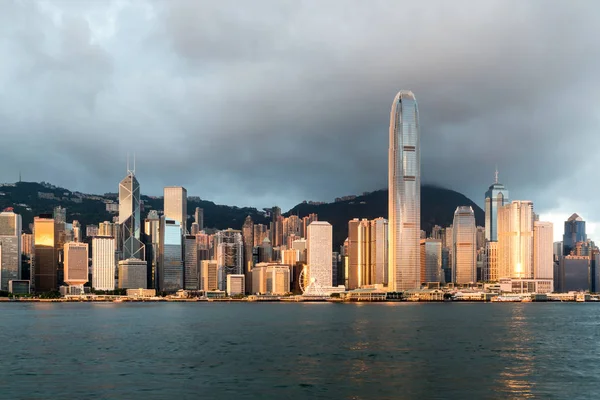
119, 171, 144, 260
452, 206, 477, 284
563, 213, 586, 256
484, 170, 509, 242
388, 90, 420, 291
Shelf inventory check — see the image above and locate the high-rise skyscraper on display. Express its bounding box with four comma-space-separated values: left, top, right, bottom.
53, 206, 66, 224
420, 239, 442, 284
164, 186, 188, 234
563, 213, 586, 256
498, 201, 534, 279
214, 229, 243, 291
347, 218, 369, 289
388, 90, 420, 291
184, 235, 199, 290
34, 215, 57, 293
64, 242, 89, 288
484, 170, 509, 242
194, 207, 204, 232
534, 221, 554, 280
452, 207, 477, 284
306, 221, 333, 292
0, 209, 22, 291
369, 218, 388, 286
119, 169, 144, 260
242, 216, 254, 292
159, 218, 183, 293
200, 260, 218, 291
92, 236, 116, 291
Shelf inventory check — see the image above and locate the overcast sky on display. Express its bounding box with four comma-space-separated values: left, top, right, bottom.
1, 0, 600, 239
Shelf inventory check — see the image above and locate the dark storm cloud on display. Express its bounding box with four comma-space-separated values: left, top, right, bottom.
1, 0, 600, 231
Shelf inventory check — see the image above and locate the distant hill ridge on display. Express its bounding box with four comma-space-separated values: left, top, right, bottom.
0, 182, 483, 249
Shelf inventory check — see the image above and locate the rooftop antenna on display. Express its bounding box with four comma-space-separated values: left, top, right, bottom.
495, 165, 499, 184
18, 170, 21, 183
127, 152, 130, 174
133, 152, 136, 174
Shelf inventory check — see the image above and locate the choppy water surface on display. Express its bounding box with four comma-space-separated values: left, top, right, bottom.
1, 302, 598, 399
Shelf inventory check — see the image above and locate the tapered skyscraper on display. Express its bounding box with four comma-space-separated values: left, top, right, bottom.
119, 167, 144, 260
388, 90, 420, 291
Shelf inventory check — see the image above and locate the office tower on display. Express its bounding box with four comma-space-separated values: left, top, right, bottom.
21, 233, 34, 281
214, 229, 243, 291
92, 236, 116, 291
164, 186, 188, 233
453, 206, 477, 284
563, 213, 586, 256
348, 218, 369, 289
72, 220, 82, 243
99, 221, 118, 238
253, 224, 268, 247
420, 239, 442, 284
498, 201, 534, 279
86, 225, 99, 238
271, 206, 282, 246
534, 221, 554, 280
258, 237, 273, 263
34, 215, 56, 292
53, 206, 66, 224
388, 90, 420, 291
281, 249, 300, 267
252, 263, 291, 295
190, 223, 200, 236
159, 218, 183, 293
201, 260, 218, 291
64, 242, 88, 289
194, 207, 204, 232
553, 242, 563, 262
441, 248, 451, 284
118, 258, 147, 289
301, 213, 318, 238
420, 230, 426, 239
476, 226, 485, 250
283, 215, 302, 245
292, 238, 307, 263
306, 221, 333, 292
226, 274, 245, 296
119, 168, 144, 260
484, 169, 509, 242
184, 235, 198, 290
0, 209, 22, 291
143, 211, 160, 289
431, 225, 443, 240
370, 218, 388, 286
483, 241, 498, 282
242, 216, 254, 291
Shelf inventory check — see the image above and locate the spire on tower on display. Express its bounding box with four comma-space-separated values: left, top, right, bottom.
494, 166, 499, 184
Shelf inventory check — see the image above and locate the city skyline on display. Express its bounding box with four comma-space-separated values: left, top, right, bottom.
1, 1, 600, 237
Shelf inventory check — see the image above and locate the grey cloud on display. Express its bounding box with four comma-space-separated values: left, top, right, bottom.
1, 0, 600, 227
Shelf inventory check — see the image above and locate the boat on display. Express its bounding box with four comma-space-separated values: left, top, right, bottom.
491, 295, 522, 302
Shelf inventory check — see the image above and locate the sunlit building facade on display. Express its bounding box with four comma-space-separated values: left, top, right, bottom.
498, 201, 534, 279
534, 221, 554, 280
370, 218, 388, 286
118, 258, 147, 289
0, 209, 22, 291
388, 90, 420, 291
306, 221, 333, 290
201, 260, 218, 291
453, 207, 477, 284
34, 215, 56, 292
164, 186, 187, 233
92, 236, 116, 291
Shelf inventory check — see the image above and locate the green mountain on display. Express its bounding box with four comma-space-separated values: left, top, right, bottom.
0, 182, 483, 249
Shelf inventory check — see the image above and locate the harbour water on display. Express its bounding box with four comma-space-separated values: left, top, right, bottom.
2, 302, 599, 399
